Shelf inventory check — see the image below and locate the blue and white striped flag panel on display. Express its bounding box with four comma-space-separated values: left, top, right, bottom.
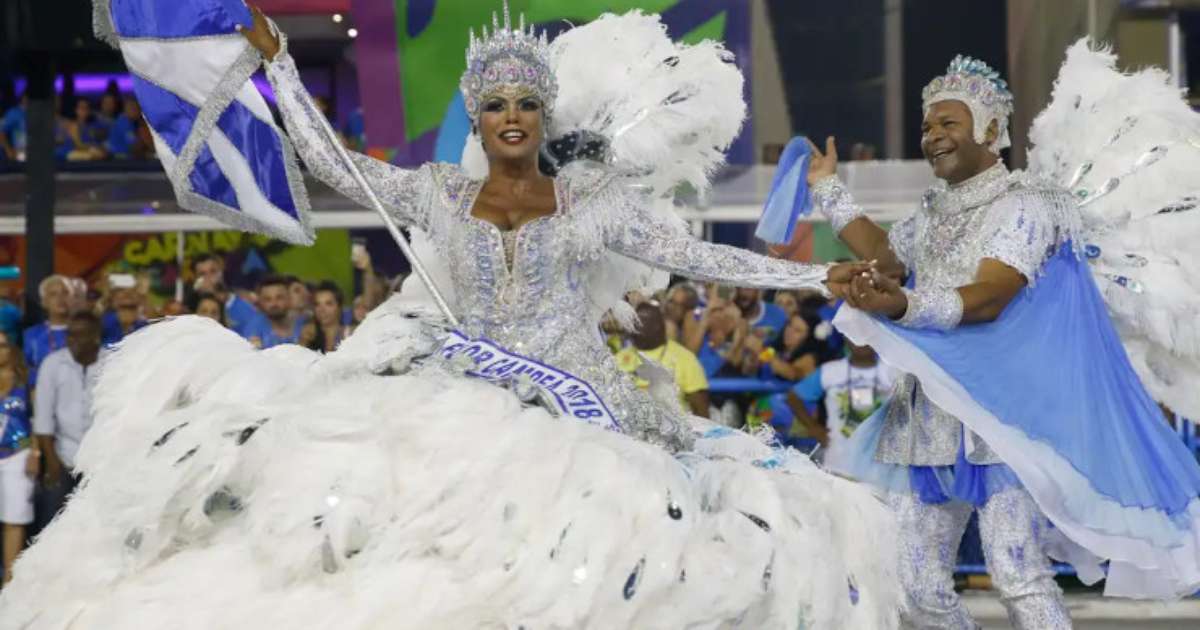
94, 0, 314, 245
755, 136, 813, 246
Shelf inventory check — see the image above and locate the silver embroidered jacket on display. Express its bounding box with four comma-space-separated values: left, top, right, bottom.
266, 53, 830, 450
813, 163, 1077, 465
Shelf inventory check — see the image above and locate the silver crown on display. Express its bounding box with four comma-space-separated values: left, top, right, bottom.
922, 55, 1014, 152
460, 1, 556, 126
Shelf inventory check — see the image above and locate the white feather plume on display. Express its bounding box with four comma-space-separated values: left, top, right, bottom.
1, 313, 899, 630
1028, 38, 1200, 418
548, 10, 746, 196
547, 11, 747, 331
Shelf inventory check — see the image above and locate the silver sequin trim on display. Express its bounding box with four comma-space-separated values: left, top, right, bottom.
925, 161, 1011, 214
811, 175, 866, 234
136, 42, 315, 244
92, 0, 119, 48
500, 230, 518, 272
897, 287, 963, 330
888, 214, 917, 271
606, 185, 833, 291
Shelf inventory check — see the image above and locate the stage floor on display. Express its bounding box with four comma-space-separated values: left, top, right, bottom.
964, 591, 1200, 629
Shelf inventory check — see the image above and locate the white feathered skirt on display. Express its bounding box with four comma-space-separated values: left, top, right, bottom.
0, 306, 899, 630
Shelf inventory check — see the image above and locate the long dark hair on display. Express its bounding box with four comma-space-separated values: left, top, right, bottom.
187, 292, 227, 327
775, 313, 827, 363
306, 281, 345, 352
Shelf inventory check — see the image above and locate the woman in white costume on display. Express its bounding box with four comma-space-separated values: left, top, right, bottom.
0, 5, 898, 629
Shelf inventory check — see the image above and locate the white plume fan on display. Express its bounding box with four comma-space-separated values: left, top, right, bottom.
1028, 38, 1200, 418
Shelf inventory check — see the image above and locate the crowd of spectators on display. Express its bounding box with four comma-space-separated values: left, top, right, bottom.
0, 85, 366, 166
606, 279, 895, 454
0, 247, 392, 584
184, 250, 386, 350
0, 90, 156, 164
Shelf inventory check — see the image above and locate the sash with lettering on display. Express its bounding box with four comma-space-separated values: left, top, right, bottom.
440, 331, 619, 432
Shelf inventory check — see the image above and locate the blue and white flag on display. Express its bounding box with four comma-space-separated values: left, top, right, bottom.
755, 136, 813, 245
94, 0, 314, 244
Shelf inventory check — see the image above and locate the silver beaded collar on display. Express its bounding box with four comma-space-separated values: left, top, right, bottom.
923, 161, 1012, 215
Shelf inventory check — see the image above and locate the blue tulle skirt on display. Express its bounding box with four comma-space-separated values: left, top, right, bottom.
831, 244, 1200, 598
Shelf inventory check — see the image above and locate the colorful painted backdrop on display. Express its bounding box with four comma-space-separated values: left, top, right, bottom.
0, 230, 354, 304
350, 0, 752, 166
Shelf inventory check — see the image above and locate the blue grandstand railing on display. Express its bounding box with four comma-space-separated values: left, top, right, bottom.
706, 376, 1200, 580
708, 377, 792, 394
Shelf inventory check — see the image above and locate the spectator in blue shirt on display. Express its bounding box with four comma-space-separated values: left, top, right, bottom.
0, 94, 27, 161
772, 289, 800, 322
731, 288, 789, 378
105, 96, 147, 159
65, 98, 107, 161
100, 287, 148, 345
190, 253, 263, 337
247, 275, 304, 349
733, 288, 788, 346
96, 93, 120, 128
22, 276, 73, 388
692, 300, 747, 378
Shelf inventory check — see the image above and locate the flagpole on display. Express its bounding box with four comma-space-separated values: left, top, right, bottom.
308, 105, 462, 329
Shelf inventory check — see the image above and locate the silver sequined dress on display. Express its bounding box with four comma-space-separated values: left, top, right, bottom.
266, 52, 830, 450
813, 162, 1077, 466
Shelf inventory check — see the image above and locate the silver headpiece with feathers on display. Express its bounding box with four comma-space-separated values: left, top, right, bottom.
922, 55, 1014, 153
459, 1, 557, 126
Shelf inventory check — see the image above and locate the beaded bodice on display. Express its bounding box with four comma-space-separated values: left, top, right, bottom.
432, 169, 606, 362
499, 229, 518, 272
892, 162, 1074, 293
